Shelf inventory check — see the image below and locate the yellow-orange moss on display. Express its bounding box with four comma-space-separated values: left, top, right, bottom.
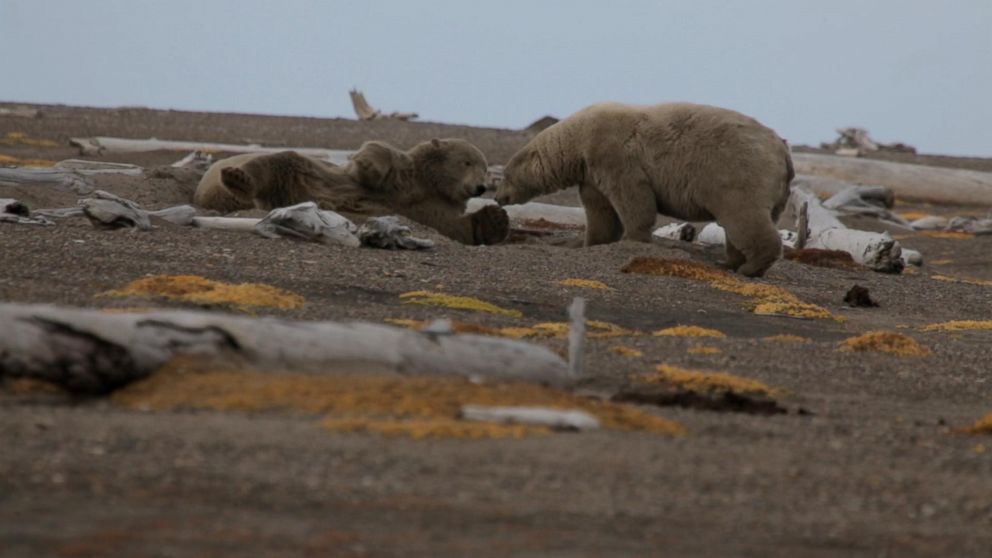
962, 413, 992, 435
921, 320, 992, 333
687, 346, 722, 355
112, 359, 685, 438
609, 345, 644, 358
921, 231, 973, 240
896, 211, 931, 221
385, 318, 636, 340
640, 364, 779, 397
101, 275, 304, 310
400, 291, 521, 317
0, 153, 55, 167
929, 259, 954, 266
762, 334, 811, 343
931, 274, 992, 287
0, 132, 57, 147
557, 278, 612, 290
0, 378, 66, 396
838, 331, 932, 357
652, 325, 725, 338
621, 256, 841, 321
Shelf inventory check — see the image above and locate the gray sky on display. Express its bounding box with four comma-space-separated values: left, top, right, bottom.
2, 0, 990, 155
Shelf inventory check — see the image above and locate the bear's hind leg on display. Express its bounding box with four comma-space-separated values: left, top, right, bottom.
723, 238, 747, 271
611, 183, 659, 243
579, 184, 623, 246
719, 211, 782, 277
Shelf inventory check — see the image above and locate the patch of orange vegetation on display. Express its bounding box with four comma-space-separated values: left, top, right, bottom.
687, 346, 722, 355
838, 331, 931, 357
0, 131, 57, 147
0, 153, 55, 167
112, 359, 685, 439
621, 256, 841, 321
385, 318, 637, 340
920, 320, 992, 333
962, 413, 992, 435
558, 278, 612, 290
652, 325, 725, 338
641, 364, 779, 396
896, 211, 931, 221
921, 231, 973, 240
762, 334, 811, 343
609, 345, 644, 358
931, 274, 992, 287
399, 291, 521, 317
929, 259, 954, 265
101, 275, 304, 310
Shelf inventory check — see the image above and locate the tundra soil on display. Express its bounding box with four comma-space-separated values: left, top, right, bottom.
2, 103, 992, 557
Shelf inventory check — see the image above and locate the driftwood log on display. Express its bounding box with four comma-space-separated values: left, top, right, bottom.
793, 153, 992, 206
349, 89, 418, 121
0, 303, 570, 394
69, 137, 353, 165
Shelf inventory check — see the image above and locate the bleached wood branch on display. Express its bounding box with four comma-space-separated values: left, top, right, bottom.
792, 153, 992, 206
0, 303, 570, 394
467, 198, 586, 228
69, 137, 354, 165
790, 187, 904, 272
349, 89, 418, 121
0, 167, 95, 194
461, 405, 600, 430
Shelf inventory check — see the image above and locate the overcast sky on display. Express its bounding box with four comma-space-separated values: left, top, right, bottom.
1, 0, 989, 155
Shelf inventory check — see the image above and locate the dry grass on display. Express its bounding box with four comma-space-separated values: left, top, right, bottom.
0, 153, 55, 167
0, 131, 57, 147
101, 275, 305, 310
112, 358, 685, 439
399, 291, 522, 317
687, 346, 722, 355
961, 413, 992, 435
920, 231, 973, 240
896, 211, 932, 221
920, 320, 992, 333
652, 325, 725, 338
640, 364, 779, 397
621, 257, 841, 321
557, 278, 612, 290
385, 317, 637, 340
931, 274, 992, 287
838, 331, 932, 357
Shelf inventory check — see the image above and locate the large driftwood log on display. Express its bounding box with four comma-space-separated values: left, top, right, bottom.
467, 198, 586, 228
792, 153, 992, 206
349, 89, 418, 121
0, 167, 95, 194
69, 137, 354, 166
0, 303, 570, 394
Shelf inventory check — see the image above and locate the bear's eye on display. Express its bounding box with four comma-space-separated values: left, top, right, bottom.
464, 161, 472, 167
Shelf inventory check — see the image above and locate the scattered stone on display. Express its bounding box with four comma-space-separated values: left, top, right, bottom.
844, 285, 879, 308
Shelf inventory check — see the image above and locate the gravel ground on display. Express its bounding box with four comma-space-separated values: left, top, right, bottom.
2, 103, 992, 557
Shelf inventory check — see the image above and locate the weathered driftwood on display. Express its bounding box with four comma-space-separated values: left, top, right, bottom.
191, 216, 260, 231
0, 106, 41, 118
467, 198, 586, 228
53, 159, 144, 176
655, 222, 799, 249
170, 151, 214, 170
0, 303, 570, 394
790, 187, 904, 272
0, 199, 54, 226
821, 185, 912, 229
349, 89, 418, 121
461, 405, 600, 430
0, 167, 95, 194
69, 136, 354, 166
793, 153, 992, 206
76, 191, 197, 229
357, 216, 435, 250
567, 297, 586, 379
820, 127, 916, 156
254, 202, 359, 246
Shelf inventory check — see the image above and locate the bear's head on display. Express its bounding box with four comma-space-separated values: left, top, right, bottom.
494, 145, 544, 206
408, 138, 489, 203
349, 140, 414, 190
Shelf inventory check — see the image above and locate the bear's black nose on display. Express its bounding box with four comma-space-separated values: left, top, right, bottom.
474, 184, 487, 196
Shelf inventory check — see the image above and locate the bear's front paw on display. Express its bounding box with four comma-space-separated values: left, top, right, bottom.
471, 204, 510, 245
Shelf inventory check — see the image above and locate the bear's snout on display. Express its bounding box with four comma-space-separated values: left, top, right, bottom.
473, 184, 487, 197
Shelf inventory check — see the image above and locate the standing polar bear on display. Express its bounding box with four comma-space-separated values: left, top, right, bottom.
194, 138, 509, 245
495, 102, 794, 276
